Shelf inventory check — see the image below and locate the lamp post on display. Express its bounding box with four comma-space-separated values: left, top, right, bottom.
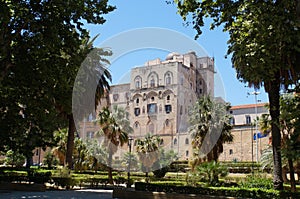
127, 137, 133, 188
249, 91, 260, 162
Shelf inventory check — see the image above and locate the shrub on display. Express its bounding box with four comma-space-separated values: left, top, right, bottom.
43, 151, 58, 169
5, 150, 25, 167
113, 176, 127, 184
240, 174, 273, 189
196, 161, 228, 186
52, 177, 77, 189
134, 182, 300, 199
28, 170, 52, 184
153, 166, 168, 178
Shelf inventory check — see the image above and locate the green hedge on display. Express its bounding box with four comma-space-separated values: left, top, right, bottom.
0, 169, 51, 184
135, 182, 300, 199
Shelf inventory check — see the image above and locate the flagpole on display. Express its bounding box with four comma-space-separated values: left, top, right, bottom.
252, 91, 260, 162
249, 91, 260, 162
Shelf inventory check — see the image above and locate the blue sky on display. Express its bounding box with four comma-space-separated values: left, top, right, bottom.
85, 0, 269, 106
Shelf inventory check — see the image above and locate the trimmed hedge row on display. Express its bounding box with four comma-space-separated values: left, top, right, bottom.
0, 170, 52, 184
0, 169, 128, 189
135, 182, 300, 199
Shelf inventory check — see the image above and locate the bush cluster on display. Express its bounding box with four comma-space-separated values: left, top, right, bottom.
0, 169, 51, 184
240, 174, 273, 189
135, 182, 300, 199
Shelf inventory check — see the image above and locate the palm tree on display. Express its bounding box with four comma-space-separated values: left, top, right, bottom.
73, 137, 90, 172
259, 94, 300, 191
189, 96, 233, 169
85, 139, 108, 173
98, 106, 131, 184
174, 0, 300, 190
135, 133, 162, 180
57, 35, 112, 169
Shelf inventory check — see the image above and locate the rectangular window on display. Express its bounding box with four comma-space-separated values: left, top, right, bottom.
165, 105, 172, 114
86, 131, 94, 139
229, 117, 235, 125
147, 103, 157, 114
246, 115, 251, 124
134, 108, 140, 116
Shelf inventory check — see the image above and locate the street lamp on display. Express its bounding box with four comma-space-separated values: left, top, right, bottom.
127, 137, 133, 188
249, 91, 260, 162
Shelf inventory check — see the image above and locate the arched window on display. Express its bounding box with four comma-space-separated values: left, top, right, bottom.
134, 76, 142, 89
148, 72, 159, 88
135, 81, 140, 88
136, 98, 139, 105
167, 95, 170, 101
148, 123, 154, 134
166, 73, 171, 85
165, 119, 169, 127
185, 138, 189, 145
150, 77, 155, 87
186, 150, 189, 157
134, 122, 140, 129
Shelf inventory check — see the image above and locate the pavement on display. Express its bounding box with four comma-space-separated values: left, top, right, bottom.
0, 189, 114, 199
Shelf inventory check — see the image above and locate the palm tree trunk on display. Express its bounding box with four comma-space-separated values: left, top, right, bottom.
288, 158, 296, 192
66, 113, 75, 169
25, 154, 32, 169
267, 77, 283, 190
282, 166, 288, 183
108, 151, 113, 184
145, 171, 149, 183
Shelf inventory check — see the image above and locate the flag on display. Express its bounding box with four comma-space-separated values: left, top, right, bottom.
254, 132, 268, 140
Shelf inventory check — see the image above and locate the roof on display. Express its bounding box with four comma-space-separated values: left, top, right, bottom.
230, 103, 268, 110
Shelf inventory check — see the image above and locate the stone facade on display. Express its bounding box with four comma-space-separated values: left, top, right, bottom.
79, 51, 215, 161
219, 103, 270, 162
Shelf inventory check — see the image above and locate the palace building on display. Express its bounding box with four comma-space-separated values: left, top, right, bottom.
79, 51, 215, 161
218, 103, 270, 162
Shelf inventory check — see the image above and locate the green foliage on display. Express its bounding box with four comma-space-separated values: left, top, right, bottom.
196, 161, 228, 186
135, 182, 300, 199
175, 0, 300, 190
185, 171, 200, 186
0, 0, 115, 165
121, 152, 139, 171
4, 150, 25, 167
189, 96, 233, 164
53, 166, 71, 178
73, 137, 90, 172
43, 151, 58, 169
98, 106, 131, 183
28, 170, 52, 184
169, 160, 189, 172
136, 133, 162, 173
152, 149, 177, 178
240, 174, 273, 190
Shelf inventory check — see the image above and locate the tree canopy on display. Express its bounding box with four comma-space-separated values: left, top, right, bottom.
0, 0, 115, 164
174, 0, 300, 190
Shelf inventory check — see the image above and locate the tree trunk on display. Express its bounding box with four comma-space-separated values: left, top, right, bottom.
267, 77, 283, 190
288, 158, 296, 192
145, 171, 149, 183
25, 155, 32, 169
282, 166, 289, 183
66, 113, 75, 169
108, 151, 113, 184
